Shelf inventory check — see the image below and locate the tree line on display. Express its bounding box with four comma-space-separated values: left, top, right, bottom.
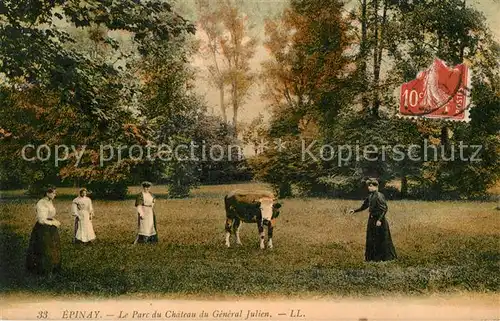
0, 0, 498, 200
249, 0, 499, 200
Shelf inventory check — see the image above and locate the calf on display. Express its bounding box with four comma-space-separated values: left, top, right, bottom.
224, 190, 282, 249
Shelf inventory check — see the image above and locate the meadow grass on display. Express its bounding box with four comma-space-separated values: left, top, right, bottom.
0, 183, 498, 298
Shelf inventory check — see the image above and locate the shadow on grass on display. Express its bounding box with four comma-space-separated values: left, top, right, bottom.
0, 223, 131, 295
0, 194, 37, 203
1, 222, 498, 296
0, 224, 28, 290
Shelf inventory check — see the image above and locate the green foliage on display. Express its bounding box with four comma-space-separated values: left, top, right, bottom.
414, 78, 500, 200
241, 113, 267, 156
137, 26, 250, 195
162, 136, 200, 198
0, 0, 197, 198
0, 0, 194, 119
256, 0, 360, 198
195, 115, 251, 185
195, 0, 258, 134
256, 0, 500, 200
249, 138, 299, 198
385, 0, 500, 199
137, 30, 206, 198
86, 181, 129, 200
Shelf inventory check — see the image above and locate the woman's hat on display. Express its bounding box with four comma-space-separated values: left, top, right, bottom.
141, 181, 152, 188
366, 178, 379, 186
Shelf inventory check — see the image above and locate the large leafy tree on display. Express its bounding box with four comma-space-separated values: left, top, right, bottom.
0, 0, 195, 197
195, 0, 257, 135
253, 0, 355, 197
331, 0, 500, 199
241, 113, 267, 155
261, 0, 355, 132
384, 0, 500, 198
254, 0, 499, 199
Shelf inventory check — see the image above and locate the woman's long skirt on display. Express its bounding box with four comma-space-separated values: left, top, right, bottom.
365, 216, 397, 262
74, 210, 96, 243
134, 207, 158, 244
26, 223, 62, 275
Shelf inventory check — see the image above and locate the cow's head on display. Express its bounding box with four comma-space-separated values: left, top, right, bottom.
258, 197, 282, 222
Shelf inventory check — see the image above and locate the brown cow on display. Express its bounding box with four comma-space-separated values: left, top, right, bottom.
224, 190, 282, 249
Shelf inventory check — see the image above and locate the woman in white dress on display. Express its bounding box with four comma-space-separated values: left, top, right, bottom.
133, 181, 158, 244
71, 188, 96, 244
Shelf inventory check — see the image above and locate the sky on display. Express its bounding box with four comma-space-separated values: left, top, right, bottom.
182, 0, 500, 124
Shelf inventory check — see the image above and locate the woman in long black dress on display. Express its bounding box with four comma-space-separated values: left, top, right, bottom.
26, 186, 62, 275
349, 179, 397, 262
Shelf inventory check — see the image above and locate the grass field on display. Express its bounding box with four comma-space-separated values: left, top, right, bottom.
0, 182, 498, 298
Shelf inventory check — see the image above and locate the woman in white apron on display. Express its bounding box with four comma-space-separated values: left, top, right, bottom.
71, 188, 96, 244
134, 181, 158, 244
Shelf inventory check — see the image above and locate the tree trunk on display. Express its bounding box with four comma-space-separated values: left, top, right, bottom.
360, 0, 369, 111
232, 104, 238, 136
232, 77, 238, 136
440, 126, 449, 146
372, 0, 387, 117
278, 182, 292, 198
401, 175, 408, 199
219, 86, 227, 123
371, 0, 384, 117
459, 1, 466, 62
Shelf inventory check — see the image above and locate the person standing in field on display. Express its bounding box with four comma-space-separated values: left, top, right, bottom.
133, 181, 158, 244
349, 179, 397, 262
26, 186, 62, 275
71, 188, 96, 244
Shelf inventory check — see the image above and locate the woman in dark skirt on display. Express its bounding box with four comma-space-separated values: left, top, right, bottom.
349, 179, 397, 262
26, 186, 62, 275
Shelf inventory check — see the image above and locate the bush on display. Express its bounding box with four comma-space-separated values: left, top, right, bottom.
381, 186, 401, 200
86, 181, 129, 200
199, 159, 253, 185
164, 166, 199, 198
166, 183, 192, 199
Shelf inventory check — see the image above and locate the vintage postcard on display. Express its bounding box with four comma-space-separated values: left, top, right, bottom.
1, 0, 499, 320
